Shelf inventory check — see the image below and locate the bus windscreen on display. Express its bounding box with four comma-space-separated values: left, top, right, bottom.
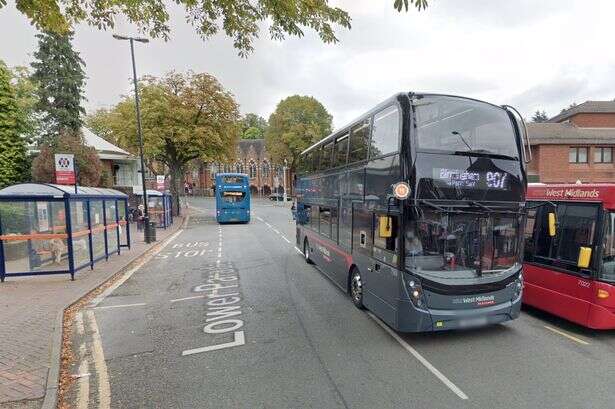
223, 176, 245, 184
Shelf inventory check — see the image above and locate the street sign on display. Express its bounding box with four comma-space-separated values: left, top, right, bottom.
156, 175, 165, 191
54, 154, 75, 185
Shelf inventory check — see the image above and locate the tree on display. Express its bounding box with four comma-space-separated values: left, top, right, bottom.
265, 95, 332, 173
4, 1, 429, 56
240, 113, 267, 139
0, 62, 29, 188
86, 108, 116, 143
31, 131, 105, 186
31, 31, 86, 144
99, 71, 240, 214
531, 110, 549, 123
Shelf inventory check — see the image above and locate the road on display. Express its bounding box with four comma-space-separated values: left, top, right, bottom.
64, 198, 615, 409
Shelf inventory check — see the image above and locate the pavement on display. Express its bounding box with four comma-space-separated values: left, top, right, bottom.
0, 216, 185, 409
60, 197, 615, 409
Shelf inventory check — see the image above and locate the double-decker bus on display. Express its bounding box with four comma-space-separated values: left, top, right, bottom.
295, 93, 530, 332
215, 173, 250, 223
524, 183, 615, 329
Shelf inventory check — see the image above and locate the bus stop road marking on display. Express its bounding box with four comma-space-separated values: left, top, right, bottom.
93, 303, 147, 310
294, 246, 304, 255
543, 325, 590, 345
367, 312, 469, 400
281, 236, 291, 243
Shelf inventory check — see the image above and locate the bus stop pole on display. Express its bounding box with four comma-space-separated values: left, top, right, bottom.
64, 198, 75, 281
0, 210, 5, 282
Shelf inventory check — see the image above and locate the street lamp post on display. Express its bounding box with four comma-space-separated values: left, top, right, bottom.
283, 159, 288, 204
112, 34, 155, 243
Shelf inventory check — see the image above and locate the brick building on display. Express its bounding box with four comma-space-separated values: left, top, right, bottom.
527, 101, 615, 183
186, 139, 291, 197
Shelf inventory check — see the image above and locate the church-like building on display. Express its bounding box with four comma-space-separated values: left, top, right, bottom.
185, 139, 292, 197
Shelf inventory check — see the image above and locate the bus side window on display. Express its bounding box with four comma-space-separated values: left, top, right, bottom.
321, 143, 333, 171
369, 105, 400, 158
349, 119, 370, 163
373, 215, 399, 266
331, 207, 338, 243
320, 208, 331, 238
310, 206, 319, 230
334, 134, 349, 168
524, 208, 537, 261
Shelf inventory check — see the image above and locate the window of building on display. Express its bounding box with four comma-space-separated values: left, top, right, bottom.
235, 162, 244, 173
348, 120, 370, 163
569, 147, 588, 163
334, 134, 349, 167
594, 147, 613, 163
249, 161, 257, 178
262, 161, 270, 177
369, 106, 400, 158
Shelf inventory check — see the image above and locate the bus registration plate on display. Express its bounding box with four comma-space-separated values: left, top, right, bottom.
459, 316, 488, 328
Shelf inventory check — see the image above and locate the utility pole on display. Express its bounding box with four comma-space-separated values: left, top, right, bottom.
112, 34, 155, 243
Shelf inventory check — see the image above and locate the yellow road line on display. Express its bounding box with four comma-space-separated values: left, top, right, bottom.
544, 325, 590, 345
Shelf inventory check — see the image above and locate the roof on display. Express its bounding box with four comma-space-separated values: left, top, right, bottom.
0, 183, 128, 199
238, 139, 265, 158
527, 122, 615, 145
548, 100, 615, 123
82, 128, 131, 157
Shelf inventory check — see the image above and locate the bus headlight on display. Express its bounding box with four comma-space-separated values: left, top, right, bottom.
406, 277, 425, 309
514, 272, 523, 298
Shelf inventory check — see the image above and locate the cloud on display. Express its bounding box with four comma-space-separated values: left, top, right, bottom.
2, 0, 615, 130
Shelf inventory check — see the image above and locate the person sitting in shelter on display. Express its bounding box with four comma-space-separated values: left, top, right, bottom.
49, 238, 66, 264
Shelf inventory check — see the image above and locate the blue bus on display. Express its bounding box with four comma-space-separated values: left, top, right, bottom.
215, 173, 250, 223
295, 93, 530, 332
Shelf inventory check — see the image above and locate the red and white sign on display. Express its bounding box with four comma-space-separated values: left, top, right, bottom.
54, 154, 75, 185
156, 175, 165, 191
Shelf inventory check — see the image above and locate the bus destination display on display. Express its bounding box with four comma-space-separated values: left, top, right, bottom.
434, 168, 510, 190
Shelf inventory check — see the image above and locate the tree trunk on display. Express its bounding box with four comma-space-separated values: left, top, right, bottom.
169, 164, 183, 216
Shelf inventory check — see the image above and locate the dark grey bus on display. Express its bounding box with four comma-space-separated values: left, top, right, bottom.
295, 93, 530, 332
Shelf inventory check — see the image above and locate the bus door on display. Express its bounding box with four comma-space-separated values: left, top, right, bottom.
526, 202, 599, 323
367, 213, 401, 325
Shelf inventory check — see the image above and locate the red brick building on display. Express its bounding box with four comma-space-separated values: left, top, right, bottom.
186, 139, 292, 197
527, 101, 615, 183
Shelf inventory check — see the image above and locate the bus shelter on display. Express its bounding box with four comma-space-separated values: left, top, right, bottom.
135, 190, 173, 229
0, 183, 130, 282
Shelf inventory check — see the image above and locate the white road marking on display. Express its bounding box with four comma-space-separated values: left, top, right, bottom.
75, 312, 85, 336
281, 236, 291, 243
94, 303, 146, 310
544, 325, 590, 345
367, 312, 469, 400
170, 295, 206, 303
85, 310, 111, 409
294, 246, 304, 255
89, 228, 184, 308
256, 216, 263, 221
272, 229, 280, 234
76, 359, 90, 409
265, 222, 272, 228
182, 331, 245, 356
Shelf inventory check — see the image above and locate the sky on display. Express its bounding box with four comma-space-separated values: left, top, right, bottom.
1, 0, 615, 129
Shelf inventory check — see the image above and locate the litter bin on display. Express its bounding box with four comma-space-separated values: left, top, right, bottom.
144, 219, 157, 243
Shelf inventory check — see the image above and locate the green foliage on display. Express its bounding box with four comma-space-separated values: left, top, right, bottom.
0, 62, 29, 188
531, 110, 549, 123
86, 108, 115, 143
3, 1, 428, 56
265, 95, 332, 171
31, 130, 104, 186
98, 71, 240, 212
31, 30, 86, 144
240, 113, 267, 139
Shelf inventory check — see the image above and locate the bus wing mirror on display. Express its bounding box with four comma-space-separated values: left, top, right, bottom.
578, 247, 592, 269
548, 212, 557, 237
379, 216, 393, 238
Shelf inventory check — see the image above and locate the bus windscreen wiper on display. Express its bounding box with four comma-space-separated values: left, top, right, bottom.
453, 149, 518, 161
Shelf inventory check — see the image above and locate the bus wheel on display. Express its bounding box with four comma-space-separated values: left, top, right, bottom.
350, 267, 365, 309
304, 239, 313, 264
